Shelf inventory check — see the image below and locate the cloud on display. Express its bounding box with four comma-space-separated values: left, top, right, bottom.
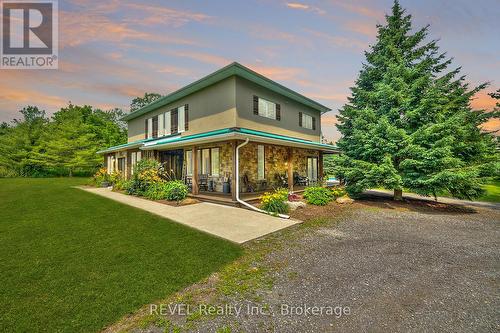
481, 118, 500, 133
286, 2, 326, 15
329, 0, 384, 20
321, 113, 339, 126
163, 50, 230, 67
304, 28, 367, 50
245, 64, 305, 82
123, 3, 211, 27
343, 20, 377, 37
59, 9, 199, 48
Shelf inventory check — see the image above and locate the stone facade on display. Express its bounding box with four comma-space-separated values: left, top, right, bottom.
239, 142, 319, 192
107, 140, 320, 194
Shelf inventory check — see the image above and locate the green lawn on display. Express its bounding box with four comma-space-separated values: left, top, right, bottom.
0, 178, 242, 332
477, 180, 500, 203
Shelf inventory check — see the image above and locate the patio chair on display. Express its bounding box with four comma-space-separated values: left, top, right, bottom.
294, 172, 309, 186
242, 173, 255, 192
198, 174, 209, 191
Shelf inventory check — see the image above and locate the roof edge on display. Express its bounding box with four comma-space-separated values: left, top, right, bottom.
121, 62, 331, 121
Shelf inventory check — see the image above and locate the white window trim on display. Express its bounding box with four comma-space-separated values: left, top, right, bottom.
147, 118, 153, 138
257, 145, 265, 180
258, 97, 276, 120
164, 111, 171, 135
178, 106, 185, 133
302, 113, 313, 130
210, 147, 220, 176
186, 150, 193, 176
158, 113, 164, 137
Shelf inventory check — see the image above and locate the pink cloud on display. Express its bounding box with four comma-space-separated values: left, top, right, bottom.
304, 28, 367, 50
286, 2, 326, 15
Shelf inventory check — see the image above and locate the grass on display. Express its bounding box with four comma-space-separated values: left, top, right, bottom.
477, 180, 500, 203
0, 178, 242, 333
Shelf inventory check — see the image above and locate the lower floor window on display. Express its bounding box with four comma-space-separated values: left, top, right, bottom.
307, 157, 318, 182
186, 147, 220, 176
117, 157, 126, 173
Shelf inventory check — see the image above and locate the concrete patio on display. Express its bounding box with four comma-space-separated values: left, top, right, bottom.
78, 187, 301, 244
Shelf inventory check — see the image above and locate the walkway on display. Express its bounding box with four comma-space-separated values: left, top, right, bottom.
78, 187, 301, 244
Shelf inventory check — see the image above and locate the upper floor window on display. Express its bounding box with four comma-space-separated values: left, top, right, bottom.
145, 104, 189, 139
253, 96, 281, 120
299, 112, 316, 130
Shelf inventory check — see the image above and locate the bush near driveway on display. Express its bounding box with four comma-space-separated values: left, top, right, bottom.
303, 186, 334, 205
0, 178, 241, 333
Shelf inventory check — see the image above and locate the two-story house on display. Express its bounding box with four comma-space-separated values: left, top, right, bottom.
98, 62, 338, 203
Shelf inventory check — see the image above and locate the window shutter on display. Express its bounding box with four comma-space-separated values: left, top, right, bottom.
144, 119, 148, 139
158, 113, 164, 137
184, 104, 189, 131
312, 116, 316, 130
253, 95, 259, 115
276, 104, 281, 121
164, 111, 171, 135
299, 112, 303, 127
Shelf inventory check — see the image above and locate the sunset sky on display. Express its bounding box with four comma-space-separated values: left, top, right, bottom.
0, 0, 498, 141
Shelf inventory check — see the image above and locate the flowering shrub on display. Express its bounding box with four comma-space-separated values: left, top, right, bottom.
92, 167, 110, 186
303, 186, 333, 206
261, 189, 289, 214
127, 159, 164, 195
109, 170, 123, 185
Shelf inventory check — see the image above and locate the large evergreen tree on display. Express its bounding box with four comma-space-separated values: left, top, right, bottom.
334, 1, 499, 200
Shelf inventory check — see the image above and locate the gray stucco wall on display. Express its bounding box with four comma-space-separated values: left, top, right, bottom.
126, 75, 322, 143
127, 76, 237, 142
234, 77, 321, 142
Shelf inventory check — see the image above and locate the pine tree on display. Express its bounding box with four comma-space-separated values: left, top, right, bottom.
334, 1, 499, 200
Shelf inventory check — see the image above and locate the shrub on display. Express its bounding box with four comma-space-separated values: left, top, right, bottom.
127, 159, 163, 196
136, 158, 161, 174
109, 170, 123, 185
92, 167, 110, 186
261, 189, 289, 214
142, 180, 189, 201
113, 179, 132, 192
303, 186, 333, 206
164, 180, 189, 201
144, 182, 169, 200
330, 186, 347, 198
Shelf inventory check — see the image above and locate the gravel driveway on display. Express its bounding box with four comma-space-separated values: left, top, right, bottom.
131, 197, 500, 333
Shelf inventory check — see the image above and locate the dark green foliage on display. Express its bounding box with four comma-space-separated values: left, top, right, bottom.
303, 186, 333, 205
163, 180, 189, 201
0, 178, 241, 332
0, 104, 127, 177
334, 1, 499, 200
130, 92, 163, 112
143, 181, 188, 201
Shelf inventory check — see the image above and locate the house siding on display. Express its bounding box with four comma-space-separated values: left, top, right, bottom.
234, 76, 321, 142
127, 77, 237, 143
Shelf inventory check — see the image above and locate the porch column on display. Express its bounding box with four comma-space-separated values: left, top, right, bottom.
231, 140, 237, 202
192, 147, 199, 195
318, 151, 324, 186
287, 148, 294, 192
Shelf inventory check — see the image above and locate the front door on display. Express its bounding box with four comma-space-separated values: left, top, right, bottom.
159, 150, 184, 180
